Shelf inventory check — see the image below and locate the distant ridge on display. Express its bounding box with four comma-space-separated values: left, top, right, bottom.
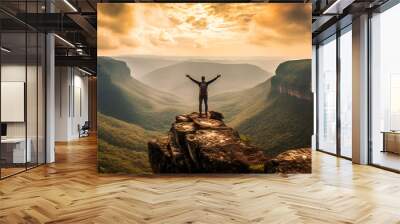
98, 57, 187, 131
141, 61, 271, 101
117, 55, 283, 81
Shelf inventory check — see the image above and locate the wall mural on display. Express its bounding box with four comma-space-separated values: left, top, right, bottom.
97, 3, 313, 174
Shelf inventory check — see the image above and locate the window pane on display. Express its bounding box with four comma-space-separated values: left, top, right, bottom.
371, 3, 400, 171
340, 28, 352, 158
318, 36, 337, 154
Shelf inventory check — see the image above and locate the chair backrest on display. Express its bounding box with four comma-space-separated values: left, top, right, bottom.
83, 121, 90, 129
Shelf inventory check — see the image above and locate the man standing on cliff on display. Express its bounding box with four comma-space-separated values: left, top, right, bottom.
186, 74, 221, 117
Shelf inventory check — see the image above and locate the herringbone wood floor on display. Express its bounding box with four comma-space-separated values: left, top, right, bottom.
1, 136, 400, 224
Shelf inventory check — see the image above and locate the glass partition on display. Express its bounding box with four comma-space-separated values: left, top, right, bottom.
0, 31, 28, 177
0, 1, 46, 179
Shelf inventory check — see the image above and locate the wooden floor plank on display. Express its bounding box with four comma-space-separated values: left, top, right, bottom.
0, 136, 399, 223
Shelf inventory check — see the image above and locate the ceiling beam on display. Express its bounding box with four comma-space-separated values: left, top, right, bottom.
13, 13, 81, 32
322, 0, 356, 14
55, 55, 96, 73
67, 13, 97, 39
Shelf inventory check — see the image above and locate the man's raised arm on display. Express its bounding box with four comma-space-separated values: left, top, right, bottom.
186, 74, 200, 84
207, 74, 221, 84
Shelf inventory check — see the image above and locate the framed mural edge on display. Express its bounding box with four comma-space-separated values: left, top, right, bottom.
97, 2, 313, 175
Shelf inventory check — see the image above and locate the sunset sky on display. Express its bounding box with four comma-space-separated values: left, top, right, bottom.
98, 3, 311, 58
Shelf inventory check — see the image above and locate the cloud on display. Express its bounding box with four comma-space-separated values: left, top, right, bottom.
120, 35, 140, 48
98, 3, 311, 57
249, 4, 311, 46
204, 4, 255, 31
186, 16, 195, 24
168, 16, 183, 26
203, 3, 311, 46
148, 30, 175, 47
98, 4, 135, 35
192, 18, 208, 29
98, 4, 139, 54
97, 27, 119, 50
184, 15, 209, 30
159, 31, 174, 42
97, 26, 139, 54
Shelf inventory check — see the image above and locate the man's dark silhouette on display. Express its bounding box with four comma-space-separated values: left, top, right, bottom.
186, 74, 221, 117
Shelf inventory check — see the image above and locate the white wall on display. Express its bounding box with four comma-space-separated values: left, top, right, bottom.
72, 73, 89, 138
1, 65, 34, 138
1, 65, 27, 142
55, 67, 89, 141
55, 66, 70, 141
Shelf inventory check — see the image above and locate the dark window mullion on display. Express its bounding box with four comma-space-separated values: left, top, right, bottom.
316, 45, 320, 151
0, 23, 2, 179
36, 0, 39, 167
336, 29, 341, 157
367, 11, 373, 165
25, 0, 28, 171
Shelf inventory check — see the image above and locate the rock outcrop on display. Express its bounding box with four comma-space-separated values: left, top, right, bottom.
148, 111, 266, 173
148, 111, 311, 174
264, 148, 311, 173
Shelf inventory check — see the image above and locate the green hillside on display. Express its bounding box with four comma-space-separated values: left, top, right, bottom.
210, 59, 313, 156
271, 59, 312, 97
98, 113, 161, 174
209, 80, 272, 126
98, 57, 187, 131
237, 94, 313, 156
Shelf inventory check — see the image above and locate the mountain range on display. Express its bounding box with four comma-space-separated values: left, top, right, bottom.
98, 57, 187, 131
210, 59, 313, 156
97, 56, 312, 172
140, 61, 272, 102
116, 55, 284, 79
116, 56, 180, 79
